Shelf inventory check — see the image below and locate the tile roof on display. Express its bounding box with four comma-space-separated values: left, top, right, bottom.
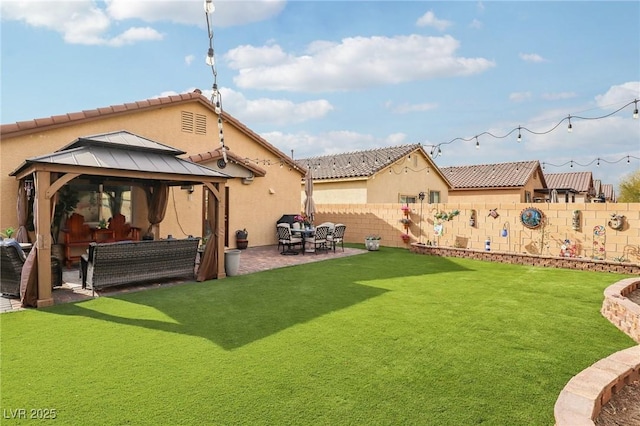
601, 183, 616, 201
440, 160, 543, 189
295, 144, 449, 183
189, 148, 266, 177
544, 172, 593, 193
0, 89, 303, 175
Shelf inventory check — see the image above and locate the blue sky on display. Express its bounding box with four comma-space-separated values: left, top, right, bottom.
2, 1, 639, 190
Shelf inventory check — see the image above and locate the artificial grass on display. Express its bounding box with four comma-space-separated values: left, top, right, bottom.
1, 248, 635, 425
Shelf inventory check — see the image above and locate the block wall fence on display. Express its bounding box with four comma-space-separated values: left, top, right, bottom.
314, 202, 640, 263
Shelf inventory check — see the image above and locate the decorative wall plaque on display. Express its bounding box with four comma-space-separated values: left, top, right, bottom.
520, 207, 544, 229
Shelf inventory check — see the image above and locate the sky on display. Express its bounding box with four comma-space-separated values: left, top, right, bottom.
2, 0, 639, 191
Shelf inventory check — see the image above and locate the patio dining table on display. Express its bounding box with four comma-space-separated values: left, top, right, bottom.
298, 227, 315, 254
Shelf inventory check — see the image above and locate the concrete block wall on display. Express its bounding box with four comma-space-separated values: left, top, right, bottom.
554, 278, 640, 425
315, 202, 640, 262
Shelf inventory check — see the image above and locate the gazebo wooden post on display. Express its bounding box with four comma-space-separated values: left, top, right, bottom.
35, 170, 54, 307
214, 182, 226, 279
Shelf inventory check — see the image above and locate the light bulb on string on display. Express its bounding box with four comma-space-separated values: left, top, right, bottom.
567, 115, 573, 133
517, 126, 522, 143
634, 100, 639, 119
204, 0, 215, 13
206, 48, 215, 66
570, 160, 573, 168
475, 137, 479, 149
596, 158, 600, 167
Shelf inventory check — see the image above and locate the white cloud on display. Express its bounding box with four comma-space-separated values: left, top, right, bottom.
0, 0, 284, 46
200, 88, 334, 126
263, 130, 391, 158
106, 0, 286, 27
185, 54, 195, 66
386, 101, 438, 114
0, 0, 163, 46
519, 53, 547, 63
416, 11, 452, 31
595, 82, 640, 108
227, 35, 495, 92
541, 92, 577, 101
509, 92, 532, 102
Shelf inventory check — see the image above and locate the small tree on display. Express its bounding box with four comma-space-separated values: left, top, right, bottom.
617, 170, 640, 202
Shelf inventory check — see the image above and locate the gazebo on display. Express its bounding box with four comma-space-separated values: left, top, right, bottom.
9, 130, 230, 308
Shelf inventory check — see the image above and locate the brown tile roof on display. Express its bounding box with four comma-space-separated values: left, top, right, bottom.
440, 160, 544, 189
295, 144, 451, 186
544, 172, 593, 193
0, 90, 303, 175
601, 183, 616, 202
189, 148, 266, 177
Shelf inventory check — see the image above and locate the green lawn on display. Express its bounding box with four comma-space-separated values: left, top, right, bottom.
1, 248, 635, 425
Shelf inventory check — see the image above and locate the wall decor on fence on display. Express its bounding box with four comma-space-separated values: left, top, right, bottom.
469, 209, 476, 227
607, 213, 625, 231
572, 210, 581, 231
592, 225, 606, 260
520, 207, 544, 229
488, 208, 499, 219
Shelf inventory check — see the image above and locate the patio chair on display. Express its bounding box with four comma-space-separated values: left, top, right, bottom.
306, 225, 330, 254
108, 213, 141, 241
1, 239, 62, 297
327, 223, 346, 252
62, 213, 92, 267
277, 223, 303, 255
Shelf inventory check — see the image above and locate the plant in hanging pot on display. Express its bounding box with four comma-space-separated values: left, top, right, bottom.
401, 234, 411, 243
365, 235, 381, 251
235, 228, 249, 250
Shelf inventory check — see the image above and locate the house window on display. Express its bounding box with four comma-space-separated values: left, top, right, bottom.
429, 191, 440, 204
399, 195, 417, 204
181, 111, 194, 133
525, 191, 531, 203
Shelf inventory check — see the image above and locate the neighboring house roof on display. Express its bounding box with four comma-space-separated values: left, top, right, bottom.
0, 89, 303, 175
593, 179, 602, 196
601, 183, 616, 202
544, 172, 594, 193
440, 160, 545, 189
10, 130, 229, 182
295, 143, 451, 186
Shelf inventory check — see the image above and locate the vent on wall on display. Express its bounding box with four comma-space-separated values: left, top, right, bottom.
181, 111, 194, 133
195, 114, 206, 135
181, 111, 207, 134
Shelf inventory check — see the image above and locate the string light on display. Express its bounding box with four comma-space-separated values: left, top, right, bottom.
634, 100, 639, 119
567, 115, 573, 133
204, 0, 226, 163
229, 99, 638, 177
541, 155, 639, 170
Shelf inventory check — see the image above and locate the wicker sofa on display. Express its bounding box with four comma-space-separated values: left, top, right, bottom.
1, 239, 62, 297
82, 238, 200, 290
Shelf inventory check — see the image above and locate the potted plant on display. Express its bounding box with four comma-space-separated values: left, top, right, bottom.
235, 228, 249, 250
400, 218, 411, 229
0, 227, 16, 240
401, 233, 411, 243
51, 186, 79, 260
365, 235, 381, 251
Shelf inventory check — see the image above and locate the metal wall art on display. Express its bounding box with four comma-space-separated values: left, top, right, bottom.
520, 207, 544, 229
607, 213, 625, 231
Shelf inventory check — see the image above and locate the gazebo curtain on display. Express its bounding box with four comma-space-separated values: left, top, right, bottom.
145, 183, 169, 237
20, 176, 41, 308
197, 187, 219, 282
15, 182, 29, 243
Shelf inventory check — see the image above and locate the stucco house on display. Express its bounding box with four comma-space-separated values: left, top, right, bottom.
296, 144, 451, 204
544, 172, 596, 203
440, 160, 547, 204
1, 90, 304, 251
